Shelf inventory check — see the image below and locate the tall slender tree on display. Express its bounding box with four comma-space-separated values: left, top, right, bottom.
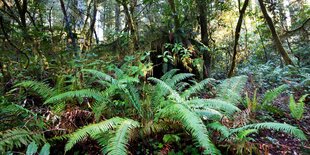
228, 0, 250, 77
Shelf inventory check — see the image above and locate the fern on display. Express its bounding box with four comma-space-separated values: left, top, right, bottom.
124, 84, 142, 116
157, 103, 220, 154
187, 99, 240, 115
207, 122, 230, 138
65, 117, 124, 152
289, 94, 307, 120
82, 69, 114, 82
167, 73, 194, 88
148, 77, 182, 103
160, 69, 179, 81
14, 81, 55, 100
182, 78, 215, 99
262, 84, 288, 105
0, 128, 45, 152
195, 108, 223, 121
44, 89, 103, 105
231, 122, 307, 140
216, 75, 247, 104
104, 119, 140, 155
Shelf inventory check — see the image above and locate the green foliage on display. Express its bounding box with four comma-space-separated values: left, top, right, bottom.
65, 117, 139, 155
244, 89, 258, 112
44, 89, 103, 104
216, 75, 248, 104
262, 84, 288, 105
65, 117, 124, 152
104, 119, 140, 155
0, 128, 45, 153
289, 94, 308, 120
25, 142, 51, 155
156, 103, 220, 154
26, 142, 38, 155
231, 122, 307, 140
14, 81, 55, 100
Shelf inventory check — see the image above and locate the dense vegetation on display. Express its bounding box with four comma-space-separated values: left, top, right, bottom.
0, 0, 309, 154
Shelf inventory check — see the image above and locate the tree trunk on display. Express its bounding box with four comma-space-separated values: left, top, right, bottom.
228, 0, 249, 77
89, 0, 98, 46
258, 0, 294, 65
59, 0, 77, 54
167, 0, 180, 32
119, 0, 138, 52
115, 3, 120, 32
196, 0, 211, 78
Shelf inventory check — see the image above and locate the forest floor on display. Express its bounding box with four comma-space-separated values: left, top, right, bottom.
243, 79, 310, 155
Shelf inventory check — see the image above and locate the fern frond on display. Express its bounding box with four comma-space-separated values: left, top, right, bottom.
0, 128, 44, 152
124, 84, 142, 115
167, 73, 194, 88
262, 84, 288, 105
65, 117, 124, 152
160, 69, 179, 81
157, 104, 220, 154
82, 69, 114, 82
187, 99, 240, 115
231, 122, 307, 140
105, 119, 140, 155
44, 89, 103, 104
195, 108, 223, 121
182, 78, 215, 99
207, 122, 230, 138
15, 81, 55, 100
148, 77, 182, 103
217, 75, 247, 93
216, 75, 247, 104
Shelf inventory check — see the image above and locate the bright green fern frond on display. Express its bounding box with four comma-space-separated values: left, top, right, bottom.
195, 108, 223, 121
65, 117, 124, 152
160, 69, 179, 81
231, 122, 307, 140
148, 77, 182, 103
105, 119, 140, 155
187, 99, 240, 115
44, 89, 103, 104
167, 73, 194, 88
157, 104, 220, 154
82, 69, 114, 82
207, 122, 230, 138
15, 81, 55, 100
182, 78, 215, 99
216, 75, 247, 104
262, 84, 288, 105
217, 75, 247, 93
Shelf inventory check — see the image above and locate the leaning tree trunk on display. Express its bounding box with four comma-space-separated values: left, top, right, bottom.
258, 0, 294, 65
228, 0, 250, 77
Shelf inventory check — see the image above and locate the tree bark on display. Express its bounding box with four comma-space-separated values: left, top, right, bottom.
89, 0, 98, 46
257, 0, 294, 65
115, 3, 120, 32
228, 0, 249, 77
59, 0, 77, 54
117, 0, 138, 52
167, 0, 180, 32
196, 0, 211, 78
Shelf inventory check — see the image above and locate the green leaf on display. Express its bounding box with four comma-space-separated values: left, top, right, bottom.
26, 142, 38, 155
39, 143, 51, 155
